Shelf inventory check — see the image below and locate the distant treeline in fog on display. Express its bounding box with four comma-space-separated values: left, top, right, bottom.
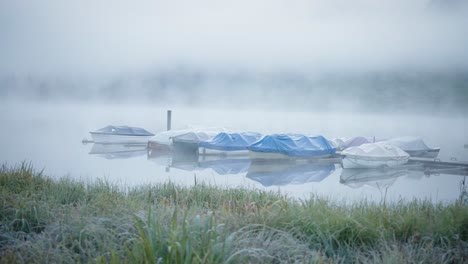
1, 69, 467, 113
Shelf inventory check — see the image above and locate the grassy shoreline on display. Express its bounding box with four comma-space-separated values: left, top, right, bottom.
1, 162, 467, 263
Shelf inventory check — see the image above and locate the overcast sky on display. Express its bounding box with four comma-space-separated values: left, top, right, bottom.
1, 0, 468, 76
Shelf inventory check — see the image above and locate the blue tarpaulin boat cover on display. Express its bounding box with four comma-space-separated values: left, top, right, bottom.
247, 134, 336, 157
199, 132, 263, 151
93, 126, 154, 136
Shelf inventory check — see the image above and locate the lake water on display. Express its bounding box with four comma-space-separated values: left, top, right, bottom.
1, 100, 467, 204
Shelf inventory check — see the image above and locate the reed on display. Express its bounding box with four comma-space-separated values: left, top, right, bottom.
1, 162, 467, 263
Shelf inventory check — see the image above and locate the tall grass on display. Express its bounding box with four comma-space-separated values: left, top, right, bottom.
1, 162, 467, 263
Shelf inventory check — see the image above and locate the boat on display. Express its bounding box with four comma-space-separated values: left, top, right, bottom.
247, 161, 336, 186
148, 128, 196, 151
90, 125, 154, 144
383, 137, 440, 159
247, 134, 337, 160
333, 136, 387, 151
147, 127, 228, 151
172, 129, 228, 155
89, 143, 147, 159
341, 142, 410, 169
198, 132, 262, 155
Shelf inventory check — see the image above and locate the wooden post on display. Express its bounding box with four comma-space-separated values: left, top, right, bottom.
167, 110, 172, 131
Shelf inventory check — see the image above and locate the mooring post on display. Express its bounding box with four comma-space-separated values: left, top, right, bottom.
167, 110, 172, 131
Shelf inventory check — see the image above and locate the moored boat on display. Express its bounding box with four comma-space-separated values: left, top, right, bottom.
172, 129, 228, 155
383, 136, 440, 159
333, 136, 387, 151
198, 132, 262, 156
148, 127, 228, 151
90, 125, 154, 144
148, 128, 197, 151
247, 134, 337, 160
341, 142, 410, 169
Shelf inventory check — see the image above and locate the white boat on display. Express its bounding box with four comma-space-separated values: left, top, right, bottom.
172, 129, 228, 155
172, 130, 224, 144
90, 126, 154, 144
333, 136, 388, 151
148, 127, 228, 150
341, 142, 410, 169
148, 128, 196, 150
383, 137, 440, 159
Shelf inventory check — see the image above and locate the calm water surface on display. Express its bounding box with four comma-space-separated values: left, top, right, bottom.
1, 101, 467, 203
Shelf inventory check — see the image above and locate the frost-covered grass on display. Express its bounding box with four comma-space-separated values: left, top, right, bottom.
1, 162, 467, 263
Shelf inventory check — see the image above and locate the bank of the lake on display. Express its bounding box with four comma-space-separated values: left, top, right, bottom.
1, 163, 467, 263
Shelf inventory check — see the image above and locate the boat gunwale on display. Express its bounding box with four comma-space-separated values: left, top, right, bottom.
90, 132, 154, 137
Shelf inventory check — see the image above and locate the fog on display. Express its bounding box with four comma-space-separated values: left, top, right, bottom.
1, 0, 468, 112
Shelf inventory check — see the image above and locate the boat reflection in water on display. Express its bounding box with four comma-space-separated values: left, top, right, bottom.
340, 160, 468, 189
247, 160, 337, 187
148, 147, 251, 175
147, 143, 468, 194
89, 143, 147, 159
197, 157, 251, 175
340, 167, 416, 189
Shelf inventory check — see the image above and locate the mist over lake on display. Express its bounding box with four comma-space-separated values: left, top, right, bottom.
1, 0, 467, 203
1, 100, 466, 203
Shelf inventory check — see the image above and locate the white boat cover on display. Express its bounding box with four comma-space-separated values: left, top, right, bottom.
337, 136, 387, 149
150, 127, 228, 145
91, 125, 154, 136
149, 129, 196, 145
329, 138, 347, 148
341, 142, 410, 160
172, 129, 228, 144
383, 137, 433, 151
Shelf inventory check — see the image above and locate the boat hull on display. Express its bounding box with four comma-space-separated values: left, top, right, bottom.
248, 150, 336, 161
405, 148, 440, 159
147, 141, 172, 151
342, 155, 409, 169
90, 133, 153, 144
199, 148, 249, 157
